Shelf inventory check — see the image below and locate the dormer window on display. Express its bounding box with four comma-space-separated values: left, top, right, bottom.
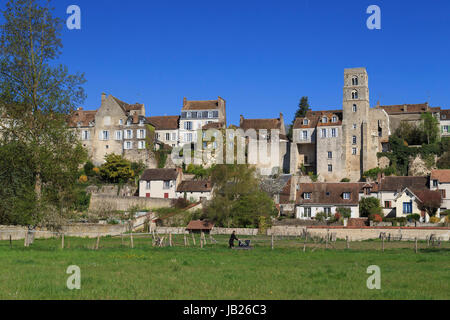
351, 90, 358, 100
433, 180, 438, 187
322, 117, 328, 123
126, 119, 132, 126
343, 192, 351, 200
303, 119, 309, 125
332, 116, 337, 123
139, 119, 144, 126
304, 192, 311, 200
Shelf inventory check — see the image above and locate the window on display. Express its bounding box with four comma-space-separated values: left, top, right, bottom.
146, 181, 151, 190
304, 156, 308, 164
126, 119, 132, 126
351, 90, 358, 100
138, 141, 145, 149
332, 116, 337, 123
125, 130, 133, 139
186, 133, 193, 142
101, 131, 109, 141
139, 119, 144, 126
331, 128, 337, 137
303, 207, 312, 218
304, 193, 311, 200
352, 76, 358, 86
352, 148, 357, 155
328, 151, 332, 159
165, 133, 170, 141
353, 123, 357, 129
119, 119, 123, 125
440, 189, 447, 198
163, 181, 171, 189
208, 111, 213, 119
82, 130, 90, 140
433, 180, 438, 187
385, 201, 392, 208
185, 121, 192, 130
124, 141, 132, 150
321, 129, 327, 138
172, 132, 177, 141
213, 111, 219, 118
181, 112, 187, 119
352, 136, 357, 144
303, 119, 309, 125
364, 188, 371, 195
302, 131, 308, 140
403, 202, 413, 214
343, 192, 351, 200
328, 164, 333, 172
137, 129, 146, 139
191, 112, 197, 118
115, 131, 122, 140
322, 117, 328, 123
324, 207, 331, 215
443, 126, 449, 133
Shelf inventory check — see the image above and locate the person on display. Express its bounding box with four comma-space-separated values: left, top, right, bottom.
229, 231, 239, 248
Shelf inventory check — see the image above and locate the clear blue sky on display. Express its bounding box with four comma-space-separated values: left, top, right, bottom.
3, 0, 450, 126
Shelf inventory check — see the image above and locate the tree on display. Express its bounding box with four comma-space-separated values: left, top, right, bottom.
287, 96, 310, 140
418, 196, 442, 218
359, 197, 381, 217
99, 154, 134, 184
0, 0, 87, 227
420, 112, 440, 145
205, 164, 277, 227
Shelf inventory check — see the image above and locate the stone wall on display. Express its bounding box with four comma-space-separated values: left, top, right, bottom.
89, 194, 172, 212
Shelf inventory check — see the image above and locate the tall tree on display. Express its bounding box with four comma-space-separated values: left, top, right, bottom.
420, 112, 440, 145
0, 0, 86, 227
287, 97, 310, 140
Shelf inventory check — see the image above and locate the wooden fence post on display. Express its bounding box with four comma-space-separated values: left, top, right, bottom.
303, 233, 307, 252
382, 234, 385, 252
95, 234, 100, 250
62, 233, 65, 249
346, 236, 349, 249
326, 232, 329, 249
184, 234, 187, 247
130, 233, 134, 249
24, 230, 28, 247
169, 233, 172, 247
192, 233, 196, 246
10, 235, 12, 249
415, 237, 418, 254
271, 234, 274, 250
121, 233, 124, 246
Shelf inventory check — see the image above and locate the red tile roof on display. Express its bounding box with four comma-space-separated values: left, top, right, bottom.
431, 170, 450, 183
140, 169, 179, 181
146, 116, 180, 130
378, 103, 440, 115
177, 180, 212, 193
378, 176, 428, 192
186, 220, 214, 231
296, 183, 364, 206
182, 100, 219, 111
68, 109, 97, 127
293, 110, 342, 129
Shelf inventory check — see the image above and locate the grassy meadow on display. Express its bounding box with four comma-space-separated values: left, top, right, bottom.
0, 235, 448, 300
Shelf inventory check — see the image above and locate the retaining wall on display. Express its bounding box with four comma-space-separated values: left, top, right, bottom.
89, 194, 172, 212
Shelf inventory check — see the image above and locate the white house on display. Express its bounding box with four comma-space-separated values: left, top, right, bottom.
139, 168, 182, 199
440, 110, 450, 137
146, 115, 180, 148
295, 183, 361, 219
176, 180, 213, 202
430, 169, 450, 212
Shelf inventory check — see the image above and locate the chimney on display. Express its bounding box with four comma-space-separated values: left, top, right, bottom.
404, 104, 408, 112
183, 97, 187, 108
77, 107, 83, 111
101, 93, 106, 103
240, 115, 244, 127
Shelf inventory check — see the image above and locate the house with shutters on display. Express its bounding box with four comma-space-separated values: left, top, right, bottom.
176, 180, 214, 202
430, 169, 450, 212
146, 115, 180, 148
139, 168, 183, 199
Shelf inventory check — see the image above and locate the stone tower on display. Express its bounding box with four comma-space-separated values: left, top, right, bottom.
342, 68, 371, 181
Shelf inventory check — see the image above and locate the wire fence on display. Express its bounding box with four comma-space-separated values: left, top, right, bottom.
0, 229, 449, 253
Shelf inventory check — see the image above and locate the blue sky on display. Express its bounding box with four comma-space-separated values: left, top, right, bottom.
2, 0, 450, 126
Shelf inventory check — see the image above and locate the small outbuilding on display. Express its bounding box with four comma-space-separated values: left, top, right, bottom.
186, 220, 215, 234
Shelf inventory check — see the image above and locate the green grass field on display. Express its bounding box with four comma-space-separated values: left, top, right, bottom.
0, 235, 448, 300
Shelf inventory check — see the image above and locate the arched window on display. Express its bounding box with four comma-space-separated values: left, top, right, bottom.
351, 90, 358, 100
352, 76, 358, 86
322, 117, 328, 123
332, 116, 337, 123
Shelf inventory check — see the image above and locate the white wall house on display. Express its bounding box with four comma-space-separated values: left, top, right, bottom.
440, 110, 450, 137
139, 168, 182, 199
146, 116, 180, 148
431, 170, 450, 212
176, 180, 213, 202
295, 183, 361, 219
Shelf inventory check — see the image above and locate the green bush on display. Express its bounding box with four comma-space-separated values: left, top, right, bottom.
83, 161, 95, 177
407, 214, 421, 222
336, 207, 351, 219
315, 212, 327, 222
340, 178, 350, 182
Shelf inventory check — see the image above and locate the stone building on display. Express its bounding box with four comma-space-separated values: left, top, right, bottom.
69, 93, 152, 166
291, 68, 391, 182
146, 115, 180, 148
440, 109, 450, 137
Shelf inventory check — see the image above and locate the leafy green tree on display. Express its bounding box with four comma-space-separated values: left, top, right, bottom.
99, 154, 134, 183
359, 197, 381, 218
205, 164, 277, 227
420, 112, 440, 144
0, 0, 87, 227
288, 96, 310, 140
84, 161, 95, 177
